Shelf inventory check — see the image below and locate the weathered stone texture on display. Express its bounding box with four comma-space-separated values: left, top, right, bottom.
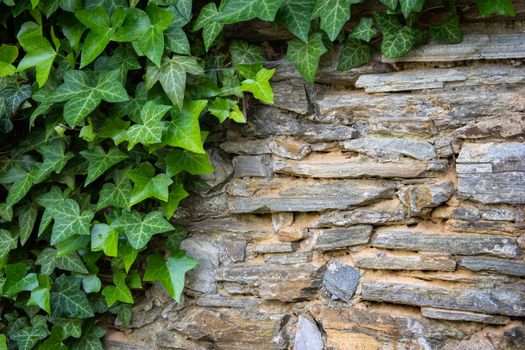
123, 21, 525, 350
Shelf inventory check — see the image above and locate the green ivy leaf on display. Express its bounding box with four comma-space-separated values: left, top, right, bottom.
379, 0, 398, 9
119, 241, 138, 273
160, 181, 189, 218
127, 101, 171, 150
127, 163, 173, 206
73, 323, 105, 350
80, 145, 128, 186
229, 40, 265, 66
16, 22, 57, 87
193, 3, 223, 51
35, 139, 74, 184
286, 32, 327, 83
91, 224, 119, 257
82, 275, 102, 293
46, 69, 129, 127
17, 203, 38, 246
0, 334, 7, 350
102, 272, 133, 307
475, 0, 515, 16
157, 55, 204, 110
50, 274, 94, 318
75, 6, 127, 67
0, 229, 17, 266
430, 13, 462, 43
311, 0, 362, 41
338, 37, 370, 70
38, 325, 67, 350
240, 67, 275, 104
51, 202, 93, 245
375, 13, 420, 58
164, 99, 206, 153
110, 303, 132, 326
55, 252, 89, 274
143, 250, 197, 302
0, 44, 18, 77
277, 0, 315, 43
165, 149, 214, 176
216, 0, 283, 23
350, 17, 376, 42
6, 165, 37, 207
96, 170, 131, 210
9, 326, 48, 350
399, 0, 424, 18
3, 263, 38, 297
28, 275, 51, 314
50, 318, 83, 339
133, 3, 174, 66
113, 210, 174, 249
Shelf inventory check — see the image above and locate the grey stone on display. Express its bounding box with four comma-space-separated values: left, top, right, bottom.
222, 239, 246, 262
227, 178, 396, 213
313, 199, 412, 227
294, 315, 323, 350
398, 182, 453, 215
244, 107, 357, 142
180, 235, 220, 293
457, 142, 525, 172
195, 294, 261, 308
361, 278, 525, 316
233, 155, 272, 178
371, 230, 520, 258
353, 250, 457, 271
457, 172, 525, 204
316, 85, 525, 138
222, 137, 312, 160
273, 157, 443, 179
271, 80, 309, 114
356, 69, 467, 93
382, 33, 525, 62
185, 216, 274, 241
252, 242, 297, 253
446, 219, 525, 235
219, 264, 323, 301
342, 137, 436, 161
265, 252, 313, 265
453, 114, 525, 140
421, 307, 511, 325
313, 225, 373, 251
459, 257, 525, 277
322, 261, 360, 302
481, 208, 525, 222
197, 149, 233, 192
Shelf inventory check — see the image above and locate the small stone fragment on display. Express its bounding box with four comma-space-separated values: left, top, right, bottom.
294, 315, 324, 350
421, 307, 511, 325
398, 182, 453, 215
322, 262, 360, 303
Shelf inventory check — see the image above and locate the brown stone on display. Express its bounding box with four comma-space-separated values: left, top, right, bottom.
353, 249, 457, 271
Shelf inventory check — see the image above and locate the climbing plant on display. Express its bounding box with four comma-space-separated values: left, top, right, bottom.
0, 0, 515, 348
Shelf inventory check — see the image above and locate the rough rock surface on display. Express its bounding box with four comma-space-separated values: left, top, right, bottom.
109, 21, 525, 350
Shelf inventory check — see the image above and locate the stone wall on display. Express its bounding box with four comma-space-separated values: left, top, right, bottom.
107, 22, 525, 350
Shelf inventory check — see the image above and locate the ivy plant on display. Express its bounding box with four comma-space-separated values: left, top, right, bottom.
0, 0, 516, 348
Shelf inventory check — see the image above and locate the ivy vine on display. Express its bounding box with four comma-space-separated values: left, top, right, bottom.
0, 0, 516, 349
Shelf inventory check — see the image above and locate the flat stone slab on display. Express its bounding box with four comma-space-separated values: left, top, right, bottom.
382, 34, 525, 62
313, 226, 373, 251
457, 142, 525, 172
252, 242, 297, 254
219, 264, 322, 301
342, 137, 436, 161
353, 250, 456, 271
457, 172, 525, 204
459, 257, 525, 277
371, 229, 520, 258
361, 278, 525, 316
264, 252, 313, 265
421, 307, 511, 325
272, 157, 445, 179
227, 178, 395, 213
356, 69, 467, 93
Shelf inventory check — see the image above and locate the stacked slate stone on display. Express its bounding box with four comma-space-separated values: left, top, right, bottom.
106, 22, 525, 350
